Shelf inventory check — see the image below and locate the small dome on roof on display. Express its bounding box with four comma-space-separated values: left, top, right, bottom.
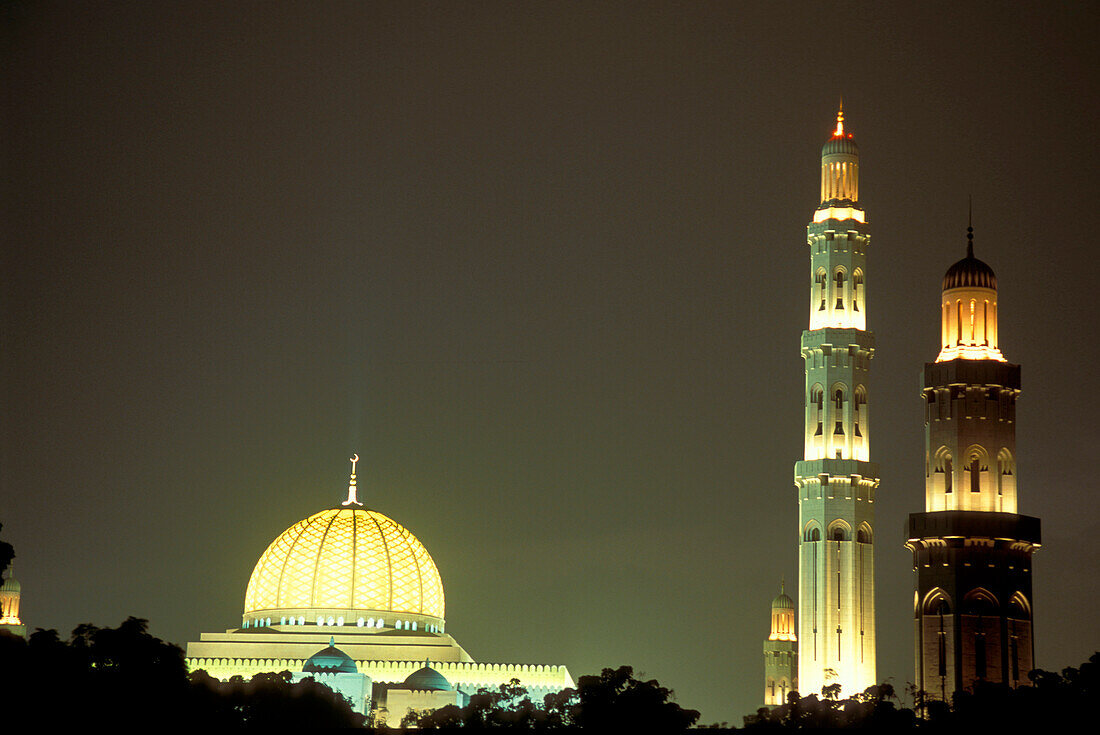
303, 637, 359, 675
822, 134, 858, 157
772, 591, 795, 610
403, 664, 453, 691
0, 573, 20, 594
943, 233, 997, 291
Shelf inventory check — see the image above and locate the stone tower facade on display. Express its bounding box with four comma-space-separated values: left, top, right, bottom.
763, 583, 798, 706
795, 107, 878, 698
906, 230, 1040, 703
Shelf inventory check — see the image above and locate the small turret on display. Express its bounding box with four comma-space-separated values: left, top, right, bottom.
936, 220, 1005, 362
0, 565, 26, 638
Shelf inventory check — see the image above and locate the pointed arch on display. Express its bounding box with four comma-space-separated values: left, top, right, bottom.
803, 521, 822, 542
856, 522, 873, 544
934, 446, 953, 493
962, 587, 999, 615
827, 519, 851, 542
963, 445, 991, 494
923, 588, 953, 616
1009, 591, 1031, 620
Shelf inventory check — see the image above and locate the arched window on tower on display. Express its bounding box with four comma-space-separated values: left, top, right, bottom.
835, 271, 846, 310
956, 300, 963, 344
970, 456, 982, 493
852, 271, 864, 312
834, 388, 845, 438
945, 455, 953, 493
854, 386, 867, 438
817, 270, 828, 311
811, 385, 824, 437
857, 523, 873, 544
828, 521, 850, 542
983, 301, 990, 345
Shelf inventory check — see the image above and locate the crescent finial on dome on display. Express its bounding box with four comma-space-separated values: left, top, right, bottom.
342, 454, 363, 506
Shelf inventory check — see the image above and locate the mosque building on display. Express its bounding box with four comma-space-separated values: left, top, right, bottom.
905, 226, 1040, 702
792, 106, 879, 698
186, 455, 572, 725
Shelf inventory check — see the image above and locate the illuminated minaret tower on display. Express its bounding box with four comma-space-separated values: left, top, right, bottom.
0, 565, 26, 639
906, 223, 1039, 703
763, 582, 798, 707
795, 105, 878, 697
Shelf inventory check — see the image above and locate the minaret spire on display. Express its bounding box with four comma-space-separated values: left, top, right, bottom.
834, 98, 845, 137
967, 197, 974, 258
342, 454, 363, 507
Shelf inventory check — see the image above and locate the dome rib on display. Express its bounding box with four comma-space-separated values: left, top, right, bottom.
368, 511, 394, 612
349, 510, 358, 611
310, 511, 340, 608
275, 517, 312, 608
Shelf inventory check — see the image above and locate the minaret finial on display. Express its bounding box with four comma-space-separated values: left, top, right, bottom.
342, 454, 363, 506
834, 99, 845, 137
967, 196, 974, 258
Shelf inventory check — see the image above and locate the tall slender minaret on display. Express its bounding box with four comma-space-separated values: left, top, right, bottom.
795, 105, 878, 697
906, 224, 1039, 703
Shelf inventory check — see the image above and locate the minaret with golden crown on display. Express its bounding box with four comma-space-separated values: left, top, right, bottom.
795, 104, 879, 698
906, 222, 1040, 703
763, 581, 798, 706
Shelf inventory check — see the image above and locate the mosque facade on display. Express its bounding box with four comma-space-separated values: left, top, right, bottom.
186, 456, 572, 724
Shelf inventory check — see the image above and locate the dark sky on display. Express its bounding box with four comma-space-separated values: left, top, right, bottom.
2, 0, 1097, 723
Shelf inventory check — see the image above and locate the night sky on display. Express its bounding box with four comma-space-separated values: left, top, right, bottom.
2, 1, 1097, 724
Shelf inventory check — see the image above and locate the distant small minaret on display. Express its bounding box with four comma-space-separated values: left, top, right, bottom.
0, 566, 26, 639
763, 582, 798, 707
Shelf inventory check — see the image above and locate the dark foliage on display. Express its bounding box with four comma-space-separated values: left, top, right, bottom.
413, 665, 699, 731
743, 653, 1100, 729
0, 617, 364, 728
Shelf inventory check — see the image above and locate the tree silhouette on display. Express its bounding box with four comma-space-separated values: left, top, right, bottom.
744, 655, 1100, 729
0, 617, 363, 727
414, 665, 699, 730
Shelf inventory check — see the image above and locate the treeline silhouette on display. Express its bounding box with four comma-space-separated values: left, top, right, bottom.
408, 665, 701, 730
0, 613, 1094, 730
743, 654, 1100, 730
0, 618, 364, 727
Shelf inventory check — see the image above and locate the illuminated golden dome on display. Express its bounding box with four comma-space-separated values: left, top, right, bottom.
243, 506, 445, 627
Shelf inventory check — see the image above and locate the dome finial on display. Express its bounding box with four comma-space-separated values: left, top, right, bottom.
967, 196, 974, 259
834, 98, 845, 137
341, 454, 363, 507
